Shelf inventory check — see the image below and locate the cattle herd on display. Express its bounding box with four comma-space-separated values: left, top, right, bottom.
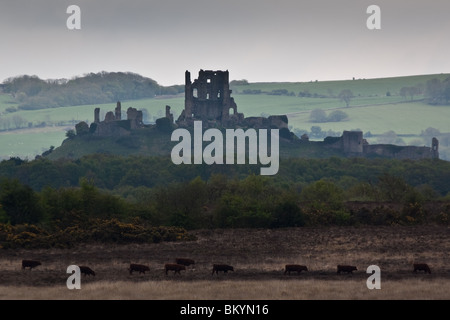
19, 258, 433, 278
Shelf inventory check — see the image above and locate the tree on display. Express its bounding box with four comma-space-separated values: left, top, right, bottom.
338, 89, 354, 107
0, 178, 43, 225
309, 109, 327, 122
327, 110, 348, 122
299, 179, 345, 218
12, 115, 27, 129
376, 130, 405, 145
443, 78, 450, 104
66, 129, 76, 139
309, 126, 325, 139
376, 174, 412, 202
400, 86, 419, 100
425, 78, 443, 104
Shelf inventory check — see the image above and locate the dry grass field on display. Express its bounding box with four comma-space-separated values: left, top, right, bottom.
0, 225, 449, 300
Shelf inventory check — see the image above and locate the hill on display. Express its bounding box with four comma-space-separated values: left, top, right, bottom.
45, 126, 347, 161
0, 72, 183, 110
1, 72, 449, 160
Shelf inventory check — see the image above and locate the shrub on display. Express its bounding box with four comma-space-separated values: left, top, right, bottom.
327, 110, 348, 122
309, 109, 327, 123
0, 219, 195, 249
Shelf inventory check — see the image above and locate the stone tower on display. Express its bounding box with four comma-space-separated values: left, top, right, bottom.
178, 69, 240, 127
115, 101, 122, 120
342, 131, 363, 154
432, 137, 439, 159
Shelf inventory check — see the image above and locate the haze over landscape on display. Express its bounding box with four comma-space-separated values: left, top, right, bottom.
0, 0, 449, 85
1, 1, 450, 304
0, 0, 449, 160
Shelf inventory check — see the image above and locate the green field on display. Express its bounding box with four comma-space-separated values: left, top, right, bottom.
230, 73, 450, 98
1, 73, 449, 160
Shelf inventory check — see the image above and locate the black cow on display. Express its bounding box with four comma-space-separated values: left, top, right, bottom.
175, 258, 195, 267
128, 263, 150, 274
413, 263, 431, 274
79, 265, 96, 276
284, 264, 308, 275
212, 264, 234, 275
22, 260, 41, 270
337, 265, 357, 274
165, 263, 186, 275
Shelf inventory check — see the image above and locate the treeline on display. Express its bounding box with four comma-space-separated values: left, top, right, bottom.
1, 155, 449, 197
1, 155, 449, 248
425, 77, 450, 105
0, 155, 449, 227
1, 72, 184, 110
0, 171, 448, 233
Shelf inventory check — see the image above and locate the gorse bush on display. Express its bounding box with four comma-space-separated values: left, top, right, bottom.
0, 219, 195, 249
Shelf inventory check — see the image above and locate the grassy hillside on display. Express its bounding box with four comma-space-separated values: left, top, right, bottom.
230, 73, 450, 98
1, 73, 449, 160
46, 127, 345, 161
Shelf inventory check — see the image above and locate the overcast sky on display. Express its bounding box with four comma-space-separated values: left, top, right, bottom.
0, 0, 449, 86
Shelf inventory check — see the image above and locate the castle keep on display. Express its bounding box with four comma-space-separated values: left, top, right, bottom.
176, 70, 243, 127
175, 69, 289, 131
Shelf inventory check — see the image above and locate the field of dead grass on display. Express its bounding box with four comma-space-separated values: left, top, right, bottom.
0, 225, 449, 300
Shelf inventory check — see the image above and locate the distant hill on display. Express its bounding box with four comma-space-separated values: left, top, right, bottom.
0, 72, 184, 110
44, 126, 346, 160
1, 72, 449, 161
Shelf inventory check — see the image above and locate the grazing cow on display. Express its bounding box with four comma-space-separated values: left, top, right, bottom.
337, 265, 357, 274
22, 260, 41, 270
128, 263, 150, 275
212, 264, 234, 275
165, 263, 186, 275
284, 264, 308, 275
175, 258, 195, 267
79, 266, 96, 276
413, 263, 431, 274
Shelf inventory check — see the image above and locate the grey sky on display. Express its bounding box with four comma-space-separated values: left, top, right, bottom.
0, 0, 449, 85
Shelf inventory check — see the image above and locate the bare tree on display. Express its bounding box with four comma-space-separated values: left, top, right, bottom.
12, 115, 27, 129
338, 89, 354, 107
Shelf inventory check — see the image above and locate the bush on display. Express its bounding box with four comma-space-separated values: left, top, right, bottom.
271, 201, 305, 227
0, 219, 195, 249
327, 110, 348, 122
309, 109, 327, 123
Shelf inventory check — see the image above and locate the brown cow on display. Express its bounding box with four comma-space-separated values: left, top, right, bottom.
175, 258, 195, 267
165, 263, 186, 275
128, 263, 150, 274
79, 266, 96, 276
22, 260, 41, 270
284, 264, 308, 275
337, 265, 357, 274
413, 263, 431, 274
212, 264, 234, 275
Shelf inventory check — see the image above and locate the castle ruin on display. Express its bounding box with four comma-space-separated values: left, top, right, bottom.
90, 101, 144, 136
175, 69, 289, 131
329, 130, 439, 159
76, 69, 440, 161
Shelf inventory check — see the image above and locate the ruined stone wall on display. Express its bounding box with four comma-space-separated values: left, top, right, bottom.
90, 101, 143, 136
363, 144, 436, 160
326, 131, 439, 160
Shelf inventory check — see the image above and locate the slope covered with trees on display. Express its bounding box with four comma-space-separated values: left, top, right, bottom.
1, 72, 183, 110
